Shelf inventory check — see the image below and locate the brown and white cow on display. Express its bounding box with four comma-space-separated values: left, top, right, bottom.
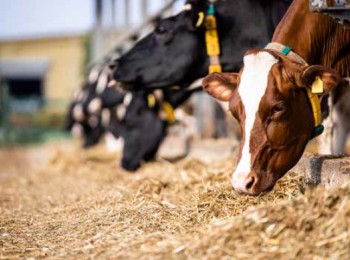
203, 0, 350, 195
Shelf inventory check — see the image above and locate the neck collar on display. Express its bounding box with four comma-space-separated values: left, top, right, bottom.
201, 3, 222, 73
265, 42, 324, 139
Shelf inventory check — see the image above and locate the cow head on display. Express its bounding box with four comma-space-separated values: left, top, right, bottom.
65, 115, 105, 149
67, 62, 197, 171
64, 77, 110, 149
203, 50, 341, 195
114, 0, 209, 88
80, 116, 105, 148
64, 98, 106, 149
109, 87, 198, 171
113, 0, 292, 90
111, 92, 167, 171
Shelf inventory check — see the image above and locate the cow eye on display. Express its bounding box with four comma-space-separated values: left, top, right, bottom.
156, 26, 167, 34
272, 103, 285, 114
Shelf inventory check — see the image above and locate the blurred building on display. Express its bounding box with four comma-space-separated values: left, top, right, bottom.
0, 0, 183, 144
0, 0, 182, 111
0, 35, 86, 107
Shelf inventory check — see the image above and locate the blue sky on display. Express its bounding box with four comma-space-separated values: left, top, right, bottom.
0, 0, 95, 40
0, 0, 185, 41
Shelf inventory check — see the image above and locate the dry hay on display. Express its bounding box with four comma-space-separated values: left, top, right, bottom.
181, 186, 350, 259
0, 141, 349, 259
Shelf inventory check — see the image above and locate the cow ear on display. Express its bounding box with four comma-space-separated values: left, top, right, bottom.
301, 65, 341, 93
202, 72, 239, 101
186, 0, 207, 29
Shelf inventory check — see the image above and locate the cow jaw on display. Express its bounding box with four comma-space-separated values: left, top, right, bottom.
232, 52, 278, 195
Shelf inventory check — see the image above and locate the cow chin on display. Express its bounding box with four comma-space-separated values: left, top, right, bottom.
232, 139, 308, 196
121, 158, 141, 172
232, 167, 290, 196
231, 170, 275, 196
258, 147, 307, 194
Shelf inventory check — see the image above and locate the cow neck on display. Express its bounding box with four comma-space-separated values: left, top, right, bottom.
203, 2, 222, 74
265, 42, 324, 139
271, 0, 350, 78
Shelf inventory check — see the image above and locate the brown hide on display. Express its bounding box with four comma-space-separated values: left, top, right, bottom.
203, 0, 347, 195
273, 0, 350, 78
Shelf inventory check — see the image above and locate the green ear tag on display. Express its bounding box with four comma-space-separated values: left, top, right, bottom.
311, 124, 324, 139
311, 76, 324, 94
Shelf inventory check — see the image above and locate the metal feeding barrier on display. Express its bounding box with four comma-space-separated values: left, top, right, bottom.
310, 0, 350, 27
90, 0, 179, 67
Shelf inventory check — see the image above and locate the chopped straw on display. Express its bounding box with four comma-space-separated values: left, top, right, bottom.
0, 141, 349, 259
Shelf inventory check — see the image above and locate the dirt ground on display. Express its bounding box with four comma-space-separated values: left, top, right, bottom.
0, 139, 350, 259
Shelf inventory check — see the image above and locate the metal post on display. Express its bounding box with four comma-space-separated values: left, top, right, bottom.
125, 0, 130, 26
141, 0, 148, 20
109, 0, 116, 48
111, 0, 116, 29
91, 0, 104, 61
1, 81, 10, 144
195, 92, 215, 138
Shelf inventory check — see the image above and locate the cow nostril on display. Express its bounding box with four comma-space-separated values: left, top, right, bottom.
245, 176, 255, 191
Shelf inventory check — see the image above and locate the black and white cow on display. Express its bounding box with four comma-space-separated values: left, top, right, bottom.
65, 65, 200, 171
113, 0, 292, 90
64, 83, 107, 148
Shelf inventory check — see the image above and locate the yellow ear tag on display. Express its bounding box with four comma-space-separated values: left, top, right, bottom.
196, 12, 205, 27
147, 94, 156, 108
162, 102, 176, 124
311, 76, 324, 94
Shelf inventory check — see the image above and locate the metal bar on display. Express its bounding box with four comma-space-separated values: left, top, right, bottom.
91, 0, 104, 61
90, 0, 178, 65
125, 0, 130, 26
1, 81, 10, 145
111, 0, 116, 29
142, 0, 148, 20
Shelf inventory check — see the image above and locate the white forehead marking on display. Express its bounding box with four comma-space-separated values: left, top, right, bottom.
96, 68, 109, 94
182, 4, 192, 11
88, 98, 102, 114
101, 109, 111, 127
73, 104, 84, 122
88, 65, 101, 84
116, 104, 126, 120
232, 52, 278, 190
123, 93, 133, 106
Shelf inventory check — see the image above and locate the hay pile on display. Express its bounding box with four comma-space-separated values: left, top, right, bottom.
181, 186, 350, 259
0, 141, 349, 259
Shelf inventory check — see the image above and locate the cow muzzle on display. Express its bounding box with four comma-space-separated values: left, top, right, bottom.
231, 171, 263, 196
